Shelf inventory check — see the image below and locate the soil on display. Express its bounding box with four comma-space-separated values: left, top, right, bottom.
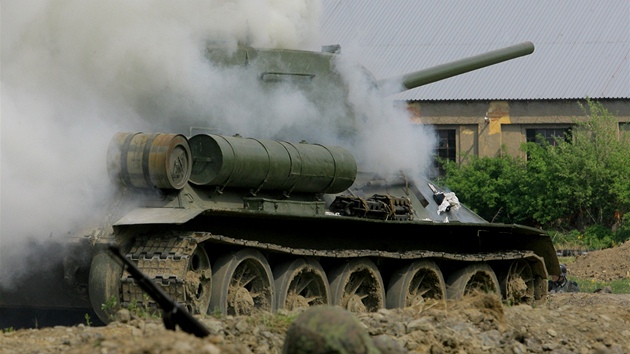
3, 243, 630, 354
569, 240, 630, 282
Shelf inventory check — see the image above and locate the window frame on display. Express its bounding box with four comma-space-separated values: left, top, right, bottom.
433, 128, 457, 177
525, 126, 572, 146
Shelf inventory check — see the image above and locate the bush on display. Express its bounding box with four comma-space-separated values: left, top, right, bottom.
438, 153, 527, 224
582, 224, 614, 249
438, 99, 630, 249
613, 213, 630, 244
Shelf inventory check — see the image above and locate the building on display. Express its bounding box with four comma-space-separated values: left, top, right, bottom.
320, 0, 630, 169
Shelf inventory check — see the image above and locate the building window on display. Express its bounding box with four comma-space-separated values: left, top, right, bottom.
434, 129, 456, 176
526, 127, 571, 146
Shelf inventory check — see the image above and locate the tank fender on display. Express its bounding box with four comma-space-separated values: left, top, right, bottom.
114, 207, 204, 226
529, 255, 549, 301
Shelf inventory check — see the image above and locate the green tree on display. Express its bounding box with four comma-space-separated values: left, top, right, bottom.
541, 99, 630, 230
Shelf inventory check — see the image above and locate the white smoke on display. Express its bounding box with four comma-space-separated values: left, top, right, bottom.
0, 0, 323, 287
0, 0, 436, 288
331, 55, 436, 178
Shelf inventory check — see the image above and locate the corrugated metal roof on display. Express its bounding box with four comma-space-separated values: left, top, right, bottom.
320, 0, 630, 100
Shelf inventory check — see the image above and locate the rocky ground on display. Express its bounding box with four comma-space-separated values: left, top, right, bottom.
3, 292, 630, 353
3, 242, 630, 354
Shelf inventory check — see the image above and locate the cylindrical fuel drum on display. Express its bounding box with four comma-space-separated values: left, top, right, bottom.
107, 132, 192, 190
189, 134, 357, 194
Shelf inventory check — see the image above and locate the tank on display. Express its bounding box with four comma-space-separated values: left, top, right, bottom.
1, 41, 560, 324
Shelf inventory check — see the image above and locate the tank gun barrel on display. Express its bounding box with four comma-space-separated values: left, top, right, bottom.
377, 41, 534, 94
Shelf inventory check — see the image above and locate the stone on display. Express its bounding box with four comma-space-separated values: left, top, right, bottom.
282, 305, 380, 354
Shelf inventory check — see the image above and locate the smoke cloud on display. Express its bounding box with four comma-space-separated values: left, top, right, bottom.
0, 0, 435, 288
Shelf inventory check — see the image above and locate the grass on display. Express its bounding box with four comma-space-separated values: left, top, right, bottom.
208, 307, 223, 319
100, 294, 161, 321
574, 278, 630, 293
557, 256, 630, 294
246, 311, 297, 333
101, 296, 118, 321
126, 295, 161, 320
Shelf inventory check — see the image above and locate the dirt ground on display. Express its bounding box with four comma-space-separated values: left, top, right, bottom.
568, 240, 630, 282
2, 243, 630, 354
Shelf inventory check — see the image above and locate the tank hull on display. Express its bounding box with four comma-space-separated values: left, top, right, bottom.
0, 182, 556, 325
82, 192, 555, 322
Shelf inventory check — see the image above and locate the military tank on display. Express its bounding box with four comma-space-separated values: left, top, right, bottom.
1, 41, 560, 324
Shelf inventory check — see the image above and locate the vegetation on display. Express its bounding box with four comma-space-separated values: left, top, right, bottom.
559, 256, 630, 294
209, 307, 224, 319
574, 277, 630, 294
84, 313, 92, 327
126, 295, 160, 319
438, 99, 630, 250
101, 294, 160, 321
101, 296, 118, 321
246, 311, 297, 333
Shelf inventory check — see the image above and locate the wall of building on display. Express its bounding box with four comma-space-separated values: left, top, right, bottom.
409, 99, 630, 163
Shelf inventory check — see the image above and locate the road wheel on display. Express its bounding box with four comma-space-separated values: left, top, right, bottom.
386, 260, 446, 308
500, 259, 535, 305
329, 258, 385, 312
183, 245, 212, 314
89, 251, 123, 323
274, 258, 330, 311
209, 248, 274, 316
446, 263, 501, 300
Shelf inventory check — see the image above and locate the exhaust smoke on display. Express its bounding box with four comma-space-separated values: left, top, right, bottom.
0, 0, 436, 290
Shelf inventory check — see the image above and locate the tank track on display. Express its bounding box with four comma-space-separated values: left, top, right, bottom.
119, 231, 544, 313
121, 235, 204, 311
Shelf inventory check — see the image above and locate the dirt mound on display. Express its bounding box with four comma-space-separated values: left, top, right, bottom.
569, 240, 630, 282
3, 293, 630, 353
